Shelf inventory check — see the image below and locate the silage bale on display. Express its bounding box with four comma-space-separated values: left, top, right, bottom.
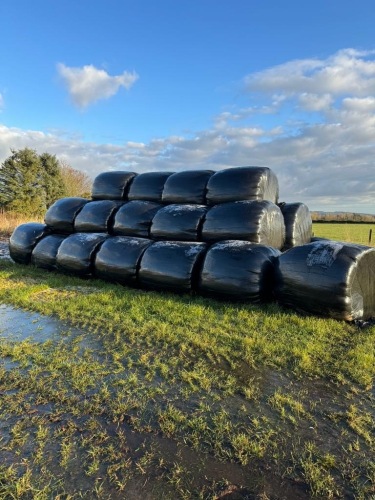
74, 200, 123, 233
9, 223, 52, 264
199, 241, 281, 301
128, 171, 174, 202
45, 197, 89, 233
31, 234, 67, 270
94, 236, 152, 284
206, 166, 279, 205
310, 236, 329, 242
162, 170, 214, 204
275, 241, 375, 321
202, 200, 285, 249
279, 202, 312, 250
138, 241, 207, 292
113, 200, 162, 238
150, 204, 207, 241
56, 233, 107, 275
91, 171, 136, 200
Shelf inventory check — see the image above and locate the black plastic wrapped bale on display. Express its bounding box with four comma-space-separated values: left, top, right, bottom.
45, 197, 89, 233
9, 223, 52, 264
202, 200, 285, 249
199, 241, 281, 301
31, 234, 67, 270
206, 166, 279, 205
91, 171, 136, 200
74, 200, 123, 233
150, 204, 207, 241
113, 201, 162, 237
138, 241, 207, 292
95, 236, 152, 284
56, 233, 107, 275
162, 170, 214, 204
279, 202, 312, 250
275, 241, 375, 321
310, 236, 329, 242
128, 171, 174, 202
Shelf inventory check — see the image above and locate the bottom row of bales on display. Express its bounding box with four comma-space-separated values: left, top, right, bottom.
10, 223, 280, 302
9, 223, 375, 322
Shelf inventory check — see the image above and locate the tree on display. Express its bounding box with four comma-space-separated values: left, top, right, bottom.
39, 152, 67, 207
59, 161, 92, 198
0, 148, 67, 217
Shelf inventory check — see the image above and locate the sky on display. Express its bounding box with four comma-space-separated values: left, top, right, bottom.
1, 0, 375, 213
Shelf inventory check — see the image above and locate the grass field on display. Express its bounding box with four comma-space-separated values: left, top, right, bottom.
313, 222, 375, 246
0, 251, 374, 498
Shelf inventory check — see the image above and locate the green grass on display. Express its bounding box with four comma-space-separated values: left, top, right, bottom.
313, 222, 375, 246
0, 260, 374, 498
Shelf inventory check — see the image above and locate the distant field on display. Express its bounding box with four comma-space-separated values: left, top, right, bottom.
313, 222, 375, 246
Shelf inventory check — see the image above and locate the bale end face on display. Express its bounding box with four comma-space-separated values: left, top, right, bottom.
275, 241, 375, 321
10, 223, 52, 264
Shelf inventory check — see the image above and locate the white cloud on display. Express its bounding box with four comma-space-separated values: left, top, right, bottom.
341, 96, 375, 112
245, 49, 375, 98
298, 93, 333, 112
57, 63, 139, 108
1, 48, 375, 214
1, 110, 375, 214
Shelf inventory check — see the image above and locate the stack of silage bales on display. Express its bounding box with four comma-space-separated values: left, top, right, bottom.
9, 166, 375, 321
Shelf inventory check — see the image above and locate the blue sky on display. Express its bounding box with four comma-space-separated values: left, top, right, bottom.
1, 0, 375, 212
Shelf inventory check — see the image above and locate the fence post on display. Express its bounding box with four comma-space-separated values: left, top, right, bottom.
369, 229, 372, 244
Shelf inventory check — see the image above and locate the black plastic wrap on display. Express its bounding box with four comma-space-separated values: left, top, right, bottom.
10, 223, 52, 264
74, 200, 123, 233
162, 170, 214, 204
206, 166, 279, 204
56, 233, 108, 275
113, 201, 162, 237
138, 241, 207, 292
275, 241, 375, 320
279, 202, 312, 250
95, 236, 152, 284
202, 200, 285, 249
310, 236, 329, 242
45, 197, 89, 233
128, 171, 174, 202
91, 171, 136, 200
31, 234, 67, 270
150, 204, 207, 241
199, 241, 281, 301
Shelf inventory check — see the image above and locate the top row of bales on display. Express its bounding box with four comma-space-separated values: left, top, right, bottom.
91, 167, 279, 205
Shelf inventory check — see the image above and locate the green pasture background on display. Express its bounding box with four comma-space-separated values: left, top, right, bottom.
313, 222, 375, 246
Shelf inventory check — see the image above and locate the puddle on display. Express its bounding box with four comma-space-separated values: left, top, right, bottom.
0, 303, 105, 373
0, 240, 11, 261
1, 358, 20, 371
0, 304, 91, 344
